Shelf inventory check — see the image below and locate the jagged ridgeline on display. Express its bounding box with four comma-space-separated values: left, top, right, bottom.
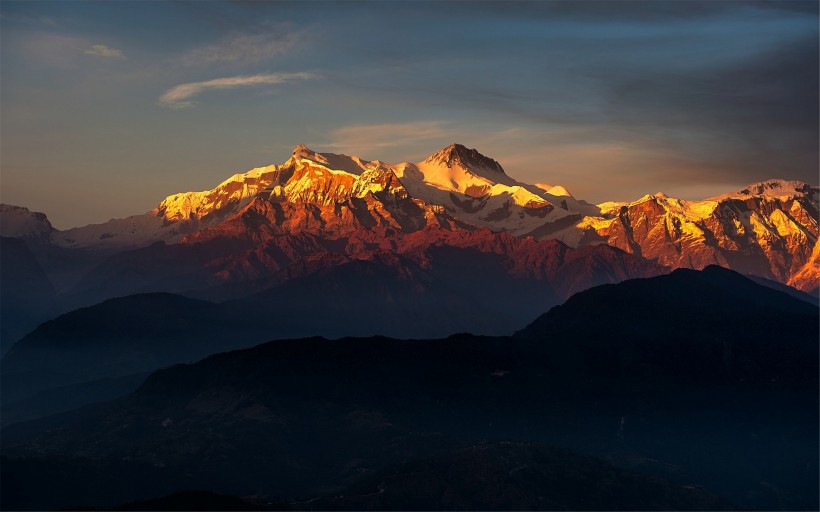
1, 144, 816, 359
3, 144, 816, 293
0, 144, 817, 511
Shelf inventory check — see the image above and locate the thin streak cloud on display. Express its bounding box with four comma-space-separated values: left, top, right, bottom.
159, 72, 318, 109
178, 30, 300, 67
84, 44, 126, 59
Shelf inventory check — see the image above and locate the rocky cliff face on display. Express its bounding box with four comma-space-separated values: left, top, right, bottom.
160, 143, 587, 243
788, 239, 820, 295
182, 148, 456, 244
572, 182, 818, 289
0, 205, 54, 242
3, 145, 817, 292
163, 144, 818, 292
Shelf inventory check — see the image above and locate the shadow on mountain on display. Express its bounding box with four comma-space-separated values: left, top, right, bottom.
517, 265, 819, 384
300, 442, 732, 511
0, 237, 55, 355
1, 255, 548, 421
114, 491, 289, 511
1, 294, 228, 411
97, 444, 730, 511
1, 267, 816, 510
1, 247, 560, 424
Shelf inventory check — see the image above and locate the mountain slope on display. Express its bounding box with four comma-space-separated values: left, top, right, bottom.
788, 238, 820, 295
0, 293, 226, 404
4, 145, 815, 293
144, 147, 819, 298
2, 144, 816, 359
161, 143, 600, 243
306, 443, 731, 511
2, 235, 662, 422
0, 205, 54, 242
557, 180, 819, 290
64, 221, 664, 310
391, 144, 601, 237
517, 265, 818, 384
50, 144, 456, 250
2, 268, 817, 511
0, 237, 56, 354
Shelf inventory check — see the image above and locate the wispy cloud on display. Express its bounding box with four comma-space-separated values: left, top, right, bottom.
38, 17, 59, 28
0, 12, 60, 27
84, 44, 126, 59
159, 72, 317, 109
22, 34, 94, 68
322, 121, 452, 156
177, 29, 300, 67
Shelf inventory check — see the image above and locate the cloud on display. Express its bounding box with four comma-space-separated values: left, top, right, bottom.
599, 35, 819, 186
38, 17, 59, 28
22, 34, 90, 68
159, 72, 317, 109
84, 44, 126, 59
322, 121, 452, 156
177, 29, 300, 67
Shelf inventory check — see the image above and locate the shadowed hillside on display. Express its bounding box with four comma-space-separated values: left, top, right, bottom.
2, 268, 816, 511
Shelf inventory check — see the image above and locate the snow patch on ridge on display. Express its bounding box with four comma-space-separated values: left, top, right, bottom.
30, 141, 818, 294
711, 179, 818, 202
289, 144, 370, 176
0, 204, 54, 241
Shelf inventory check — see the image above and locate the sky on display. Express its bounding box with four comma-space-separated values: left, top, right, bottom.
1, 1, 817, 229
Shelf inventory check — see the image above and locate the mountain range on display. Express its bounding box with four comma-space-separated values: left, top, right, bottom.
3, 144, 817, 289
0, 143, 818, 510
1, 144, 816, 349
2, 267, 816, 510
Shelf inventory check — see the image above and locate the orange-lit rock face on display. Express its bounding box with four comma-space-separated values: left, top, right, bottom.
156, 165, 282, 223
45, 143, 817, 293
183, 156, 453, 246
156, 144, 590, 245
179, 220, 665, 303
595, 190, 818, 290
159, 148, 665, 299
788, 239, 820, 295
172, 148, 817, 293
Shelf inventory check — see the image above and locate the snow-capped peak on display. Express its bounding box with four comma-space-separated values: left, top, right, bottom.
288, 144, 370, 176
534, 184, 573, 197
710, 179, 818, 202
423, 144, 506, 175
0, 204, 55, 241
291, 143, 314, 158
545, 185, 572, 198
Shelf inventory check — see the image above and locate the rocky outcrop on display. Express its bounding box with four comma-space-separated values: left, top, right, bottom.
580, 183, 819, 291
0, 205, 54, 242
788, 239, 820, 296
4, 144, 816, 292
